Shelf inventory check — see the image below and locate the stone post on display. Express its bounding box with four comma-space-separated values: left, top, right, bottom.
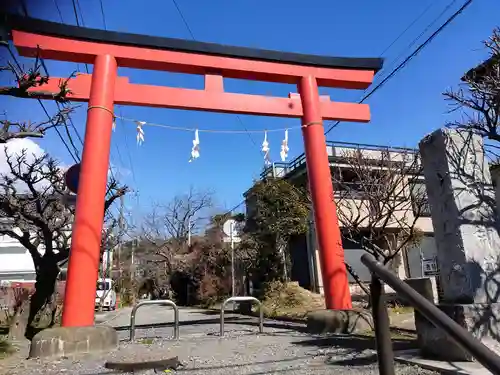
418, 128, 500, 361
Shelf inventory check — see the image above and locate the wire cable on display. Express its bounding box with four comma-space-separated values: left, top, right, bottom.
379, 0, 460, 83
99, 0, 107, 30
38, 99, 79, 163
377, 1, 437, 58
3, 40, 80, 162
324, 0, 473, 136
171, 0, 261, 152
93, 3, 138, 195
65, 0, 122, 183
70, 0, 89, 74
53, 0, 64, 22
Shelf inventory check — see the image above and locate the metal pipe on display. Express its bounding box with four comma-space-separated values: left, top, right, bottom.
129, 300, 179, 341
361, 254, 500, 375
370, 275, 395, 375
220, 296, 263, 337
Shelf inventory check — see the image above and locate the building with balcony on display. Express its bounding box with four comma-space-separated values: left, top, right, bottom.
245, 141, 438, 296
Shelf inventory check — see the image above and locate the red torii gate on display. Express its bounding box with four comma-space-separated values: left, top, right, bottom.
7, 15, 383, 327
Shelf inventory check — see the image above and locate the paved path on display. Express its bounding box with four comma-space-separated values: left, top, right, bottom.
2, 305, 436, 375
95, 303, 249, 338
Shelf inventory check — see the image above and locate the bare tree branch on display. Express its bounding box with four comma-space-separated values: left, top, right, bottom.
444, 28, 500, 156
0, 49, 76, 143
138, 188, 214, 297
332, 148, 426, 274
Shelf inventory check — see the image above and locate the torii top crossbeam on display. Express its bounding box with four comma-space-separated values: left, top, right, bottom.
4, 13, 383, 327
6, 14, 382, 120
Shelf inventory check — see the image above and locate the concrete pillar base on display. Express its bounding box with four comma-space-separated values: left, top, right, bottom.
29, 325, 118, 359
306, 309, 373, 334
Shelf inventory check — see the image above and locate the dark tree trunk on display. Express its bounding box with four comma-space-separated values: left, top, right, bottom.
25, 254, 60, 340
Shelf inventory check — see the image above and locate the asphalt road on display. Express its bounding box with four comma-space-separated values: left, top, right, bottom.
2, 304, 438, 375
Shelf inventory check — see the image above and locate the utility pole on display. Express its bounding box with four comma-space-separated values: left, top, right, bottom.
230, 220, 235, 298
130, 239, 135, 281
117, 194, 125, 284
130, 238, 136, 304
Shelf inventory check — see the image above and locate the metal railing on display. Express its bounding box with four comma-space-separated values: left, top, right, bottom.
361, 253, 500, 375
220, 296, 263, 337
260, 141, 418, 180
129, 300, 179, 341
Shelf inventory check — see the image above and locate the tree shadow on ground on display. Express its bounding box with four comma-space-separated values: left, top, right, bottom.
291, 334, 418, 367
84, 354, 334, 375
193, 307, 308, 325
113, 316, 309, 333
293, 334, 417, 351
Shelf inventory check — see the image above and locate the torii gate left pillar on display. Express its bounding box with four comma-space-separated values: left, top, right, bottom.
9, 15, 383, 327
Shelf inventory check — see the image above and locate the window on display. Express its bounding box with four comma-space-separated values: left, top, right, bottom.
97, 281, 111, 291
332, 168, 363, 196
410, 180, 432, 217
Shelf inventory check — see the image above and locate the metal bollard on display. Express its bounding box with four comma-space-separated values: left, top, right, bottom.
129, 300, 179, 341
370, 274, 395, 375
220, 296, 263, 337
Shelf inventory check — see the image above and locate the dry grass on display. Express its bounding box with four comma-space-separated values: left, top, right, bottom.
247, 282, 414, 328
258, 281, 325, 320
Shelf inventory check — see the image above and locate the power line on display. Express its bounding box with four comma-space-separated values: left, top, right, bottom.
93, 3, 138, 196
75, 0, 85, 26
99, 0, 107, 30
55, 101, 84, 158
171, 0, 195, 39
324, 0, 473, 136
38, 99, 79, 163
379, 0, 461, 81
71, 0, 83, 26
217, 1, 472, 214
53, 0, 64, 22
170, 0, 261, 153
70, 0, 89, 74
3, 40, 80, 162
198, 200, 246, 222
378, 1, 437, 58
13, 2, 80, 162
118, 109, 138, 187
67, 0, 122, 184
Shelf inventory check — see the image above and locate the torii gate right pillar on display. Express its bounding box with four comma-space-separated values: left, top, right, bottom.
299, 76, 351, 309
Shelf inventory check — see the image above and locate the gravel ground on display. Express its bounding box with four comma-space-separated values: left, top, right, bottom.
1, 321, 438, 375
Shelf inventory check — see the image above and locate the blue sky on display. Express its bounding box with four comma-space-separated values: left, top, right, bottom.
1, 0, 500, 219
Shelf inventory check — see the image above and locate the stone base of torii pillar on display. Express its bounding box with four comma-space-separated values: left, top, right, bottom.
417, 128, 500, 361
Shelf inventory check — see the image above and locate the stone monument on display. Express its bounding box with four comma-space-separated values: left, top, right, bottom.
418, 128, 500, 361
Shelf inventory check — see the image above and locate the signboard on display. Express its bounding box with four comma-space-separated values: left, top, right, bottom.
222, 219, 241, 243
64, 163, 81, 194
223, 219, 239, 238
422, 257, 439, 276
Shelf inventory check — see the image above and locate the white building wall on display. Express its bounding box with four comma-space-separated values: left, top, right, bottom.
0, 233, 36, 283
0, 225, 74, 284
